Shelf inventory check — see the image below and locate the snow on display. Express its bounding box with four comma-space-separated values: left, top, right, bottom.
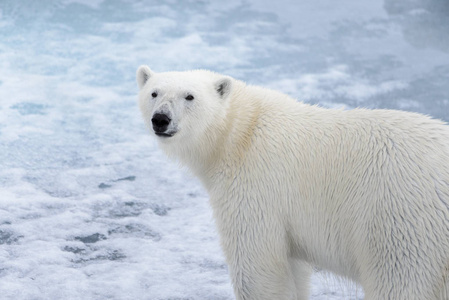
0, 0, 448, 299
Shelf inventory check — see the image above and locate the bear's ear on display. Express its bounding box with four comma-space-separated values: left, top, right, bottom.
214, 77, 233, 100
136, 65, 154, 89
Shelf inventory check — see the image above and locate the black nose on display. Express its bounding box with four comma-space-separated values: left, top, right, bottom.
151, 113, 171, 133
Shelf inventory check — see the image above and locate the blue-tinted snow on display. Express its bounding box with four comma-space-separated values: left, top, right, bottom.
0, 0, 448, 299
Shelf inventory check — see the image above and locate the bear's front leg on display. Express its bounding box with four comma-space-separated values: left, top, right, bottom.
216, 218, 310, 300
291, 259, 313, 300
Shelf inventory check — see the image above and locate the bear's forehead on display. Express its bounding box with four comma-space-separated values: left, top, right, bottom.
150, 71, 216, 91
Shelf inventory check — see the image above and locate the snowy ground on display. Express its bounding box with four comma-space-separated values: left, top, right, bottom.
0, 0, 448, 299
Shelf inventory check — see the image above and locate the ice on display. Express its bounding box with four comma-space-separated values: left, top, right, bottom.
0, 0, 448, 299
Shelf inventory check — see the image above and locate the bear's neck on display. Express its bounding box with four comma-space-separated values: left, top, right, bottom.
193, 83, 263, 191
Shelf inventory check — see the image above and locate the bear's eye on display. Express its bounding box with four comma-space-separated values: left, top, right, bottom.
151, 92, 158, 98
185, 94, 194, 101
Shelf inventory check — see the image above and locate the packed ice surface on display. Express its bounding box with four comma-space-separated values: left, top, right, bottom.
0, 0, 448, 299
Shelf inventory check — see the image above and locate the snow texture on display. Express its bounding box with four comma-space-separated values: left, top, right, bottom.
0, 0, 448, 299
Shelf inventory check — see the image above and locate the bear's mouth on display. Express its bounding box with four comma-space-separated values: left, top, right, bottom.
155, 131, 175, 138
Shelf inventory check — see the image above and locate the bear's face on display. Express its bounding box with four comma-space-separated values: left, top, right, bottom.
137, 66, 232, 147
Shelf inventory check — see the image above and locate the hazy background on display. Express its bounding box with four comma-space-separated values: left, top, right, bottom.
0, 0, 448, 299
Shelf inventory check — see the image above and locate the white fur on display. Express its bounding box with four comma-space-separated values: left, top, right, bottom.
137, 66, 449, 300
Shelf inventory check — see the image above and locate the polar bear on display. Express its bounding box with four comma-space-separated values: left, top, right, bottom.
137, 66, 449, 300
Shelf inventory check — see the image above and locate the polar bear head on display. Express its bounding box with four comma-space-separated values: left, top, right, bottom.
137, 66, 233, 163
